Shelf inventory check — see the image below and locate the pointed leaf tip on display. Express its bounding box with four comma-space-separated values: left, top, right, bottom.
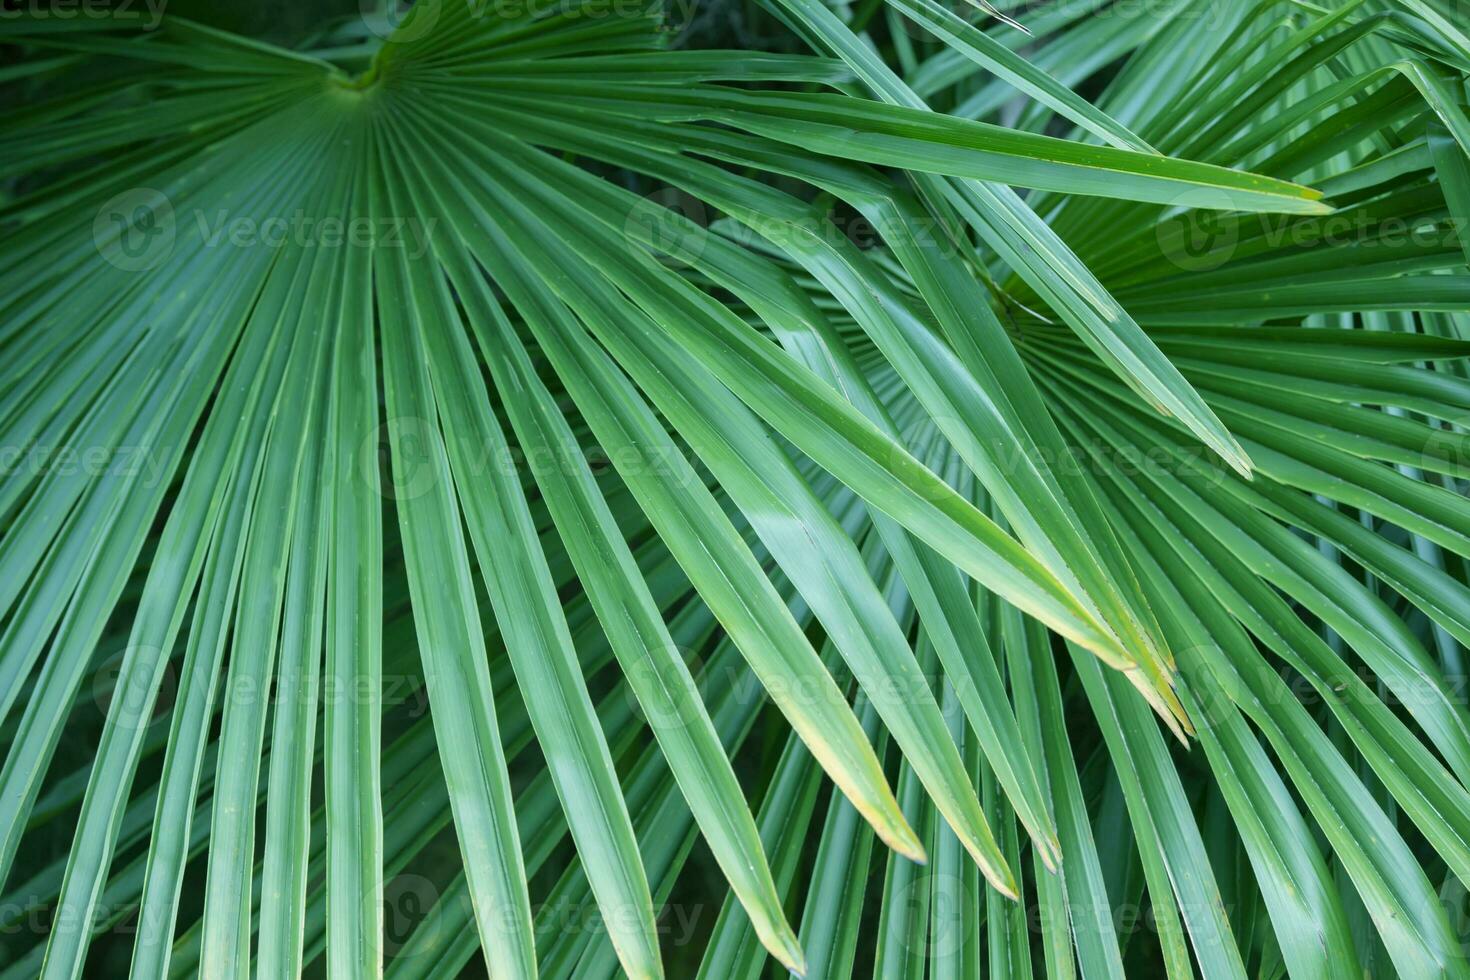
773, 929, 808, 976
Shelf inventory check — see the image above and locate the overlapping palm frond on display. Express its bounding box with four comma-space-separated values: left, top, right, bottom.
1, 0, 1469, 976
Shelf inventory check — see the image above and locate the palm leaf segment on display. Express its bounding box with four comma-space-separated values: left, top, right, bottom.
0, 0, 1468, 976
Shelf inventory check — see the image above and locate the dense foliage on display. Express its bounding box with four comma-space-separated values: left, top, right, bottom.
3, 0, 1470, 976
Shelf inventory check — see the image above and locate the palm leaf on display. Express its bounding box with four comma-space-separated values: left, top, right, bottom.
3, 0, 1470, 977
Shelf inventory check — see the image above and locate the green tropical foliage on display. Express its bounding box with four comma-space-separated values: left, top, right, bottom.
2, 0, 1470, 975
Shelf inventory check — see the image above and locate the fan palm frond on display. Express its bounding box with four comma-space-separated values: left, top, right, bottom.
2, 0, 1469, 977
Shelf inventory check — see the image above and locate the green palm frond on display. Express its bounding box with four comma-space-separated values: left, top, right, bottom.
2, 0, 1469, 976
